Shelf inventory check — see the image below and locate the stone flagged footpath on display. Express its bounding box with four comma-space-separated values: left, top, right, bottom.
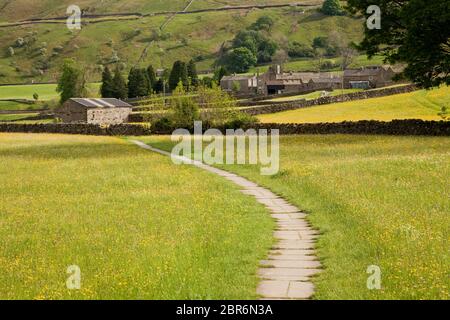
131, 140, 322, 300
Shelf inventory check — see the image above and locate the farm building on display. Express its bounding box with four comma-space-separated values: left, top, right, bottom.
220, 75, 258, 95
55, 98, 132, 125
220, 65, 342, 96
343, 66, 396, 89
258, 65, 342, 95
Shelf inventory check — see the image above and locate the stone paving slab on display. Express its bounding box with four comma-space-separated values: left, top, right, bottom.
273, 231, 319, 241
273, 241, 315, 250
268, 254, 318, 261
256, 281, 289, 297
131, 140, 322, 301
259, 268, 321, 279
261, 260, 322, 269
270, 249, 316, 256
288, 282, 315, 299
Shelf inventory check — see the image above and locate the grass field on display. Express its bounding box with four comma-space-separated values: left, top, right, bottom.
0, 83, 101, 101
0, 133, 273, 299
141, 135, 450, 300
0, 113, 39, 122
258, 86, 450, 123
266, 89, 362, 102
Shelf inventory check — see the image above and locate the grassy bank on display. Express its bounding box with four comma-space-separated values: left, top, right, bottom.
258, 86, 449, 123
141, 135, 450, 299
0, 133, 273, 299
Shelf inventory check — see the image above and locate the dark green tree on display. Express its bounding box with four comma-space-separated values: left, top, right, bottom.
214, 66, 228, 82
128, 68, 149, 98
257, 39, 278, 63
56, 59, 86, 104
142, 68, 152, 95
187, 59, 199, 88
225, 47, 257, 73
321, 0, 344, 16
146, 65, 157, 91
250, 16, 274, 31
168, 61, 188, 91
346, 0, 450, 88
100, 66, 114, 98
112, 67, 127, 99
233, 30, 263, 56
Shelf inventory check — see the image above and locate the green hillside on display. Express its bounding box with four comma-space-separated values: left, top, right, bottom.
0, 1, 371, 84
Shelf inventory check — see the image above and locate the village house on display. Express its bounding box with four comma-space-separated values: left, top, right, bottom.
220, 74, 258, 95
220, 64, 399, 96
258, 65, 342, 95
343, 66, 396, 89
220, 65, 342, 96
55, 98, 132, 125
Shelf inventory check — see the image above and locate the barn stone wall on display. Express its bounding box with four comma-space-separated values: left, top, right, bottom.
87, 108, 132, 125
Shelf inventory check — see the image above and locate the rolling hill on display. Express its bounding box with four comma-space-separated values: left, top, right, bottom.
0, 0, 370, 84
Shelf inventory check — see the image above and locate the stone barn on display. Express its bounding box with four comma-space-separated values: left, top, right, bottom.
343, 66, 396, 89
56, 98, 132, 125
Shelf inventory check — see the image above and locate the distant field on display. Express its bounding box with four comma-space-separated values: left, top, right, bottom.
266, 89, 362, 102
258, 86, 450, 123
142, 135, 450, 299
0, 113, 38, 122
0, 133, 273, 299
0, 83, 101, 101
0, 101, 46, 111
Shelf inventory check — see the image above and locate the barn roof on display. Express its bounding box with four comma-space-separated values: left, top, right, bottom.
69, 98, 132, 108
221, 75, 256, 81
344, 66, 387, 77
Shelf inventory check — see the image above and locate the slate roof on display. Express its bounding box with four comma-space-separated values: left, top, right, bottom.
221, 75, 256, 81
69, 98, 132, 108
344, 66, 386, 77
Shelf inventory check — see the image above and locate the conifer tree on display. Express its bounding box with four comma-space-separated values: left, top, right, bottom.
100, 66, 114, 98
112, 67, 127, 99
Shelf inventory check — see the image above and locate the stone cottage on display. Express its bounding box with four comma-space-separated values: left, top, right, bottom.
220, 75, 258, 95
257, 65, 342, 95
55, 98, 132, 125
343, 66, 396, 89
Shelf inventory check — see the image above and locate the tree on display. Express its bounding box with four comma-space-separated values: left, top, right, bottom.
112, 67, 127, 99
146, 65, 157, 91
128, 68, 149, 98
257, 39, 278, 63
100, 66, 114, 98
225, 47, 257, 73
170, 82, 200, 129
168, 61, 188, 91
288, 42, 315, 58
33, 93, 39, 101
56, 59, 86, 104
329, 31, 358, 70
313, 48, 326, 73
250, 16, 274, 31
213, 66, 228, 82
346, 0, 450, 88
187, 59, 199, 88
321, 0, 344, 16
